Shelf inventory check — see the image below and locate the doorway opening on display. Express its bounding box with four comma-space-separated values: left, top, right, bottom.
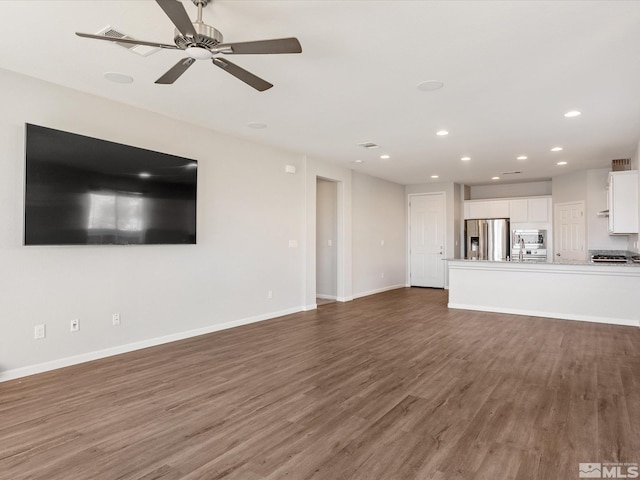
316, 178, 338, 305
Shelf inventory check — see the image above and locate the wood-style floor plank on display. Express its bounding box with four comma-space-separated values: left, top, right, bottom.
1, 287, 639, 480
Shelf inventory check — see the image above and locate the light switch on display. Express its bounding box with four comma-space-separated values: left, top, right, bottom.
328, 239, 332, 247
288, 239, 298, 248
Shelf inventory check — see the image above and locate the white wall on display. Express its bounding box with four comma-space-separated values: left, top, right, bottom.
352, 172, 406, 297
0, 69, 306, 377
0, 68, 408, 379
552, 169, 628, 251
316, 179, 337, 298
552, 170, 587, 206
470, 181, 552, 199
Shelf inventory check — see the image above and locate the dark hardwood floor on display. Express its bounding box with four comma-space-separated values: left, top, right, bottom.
1, 288, 639, 480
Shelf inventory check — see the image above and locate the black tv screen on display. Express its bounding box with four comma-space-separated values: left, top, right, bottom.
24, 124, 197, 246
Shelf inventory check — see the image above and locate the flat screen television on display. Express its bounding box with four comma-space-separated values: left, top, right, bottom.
24, 124, 197, 246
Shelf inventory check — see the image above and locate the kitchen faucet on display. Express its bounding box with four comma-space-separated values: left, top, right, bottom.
518, 236, 525, 262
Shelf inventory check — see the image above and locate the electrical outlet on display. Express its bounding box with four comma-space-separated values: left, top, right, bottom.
381, 272, 385, 278
268, 290, 273, 299
34, 324, 46, 340
70, 319, 79, 332
112, 313, 120, 326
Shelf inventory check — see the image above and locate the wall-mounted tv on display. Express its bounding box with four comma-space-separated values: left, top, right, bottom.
24, 124, 197, 246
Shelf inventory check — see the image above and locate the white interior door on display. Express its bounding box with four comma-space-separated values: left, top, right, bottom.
554, 201, 586, 262
410, 193, 445, 288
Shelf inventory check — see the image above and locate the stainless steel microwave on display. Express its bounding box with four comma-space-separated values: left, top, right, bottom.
512, 229, 546, 248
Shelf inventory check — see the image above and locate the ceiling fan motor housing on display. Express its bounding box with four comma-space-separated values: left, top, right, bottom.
174, 21, 223, 50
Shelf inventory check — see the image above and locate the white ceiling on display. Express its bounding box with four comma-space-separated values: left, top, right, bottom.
1, 0, 640, 186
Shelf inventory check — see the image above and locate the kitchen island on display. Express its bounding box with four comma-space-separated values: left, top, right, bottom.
447, 259, 640, 327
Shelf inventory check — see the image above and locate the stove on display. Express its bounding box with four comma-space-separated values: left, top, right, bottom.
591, 254, 629, 263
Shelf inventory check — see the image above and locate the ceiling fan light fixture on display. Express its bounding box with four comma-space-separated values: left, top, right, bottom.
417, 80, 444, 92
186, 46, 213, 60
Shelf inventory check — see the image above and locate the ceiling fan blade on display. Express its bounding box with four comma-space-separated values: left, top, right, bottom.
155, 58, 196, 84
212, 58, 273, 91
156, 0, 196, 37
215, 37, 302, 55
75, 32, 179, 49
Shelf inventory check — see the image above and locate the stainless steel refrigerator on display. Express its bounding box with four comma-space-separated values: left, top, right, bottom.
465, 218, 510, 261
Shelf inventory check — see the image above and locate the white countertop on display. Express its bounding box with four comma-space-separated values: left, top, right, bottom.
446, 258, 640, 276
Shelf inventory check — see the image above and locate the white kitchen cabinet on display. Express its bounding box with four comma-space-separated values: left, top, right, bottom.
465, 200, 509, 219
464, 196, 550, 221
467, 201, 488, 219
528, 197, 550, 222
488, 200, 509, 218
608, 171, 639, 234
507, 197, 550, 223
508, 199, 528, 222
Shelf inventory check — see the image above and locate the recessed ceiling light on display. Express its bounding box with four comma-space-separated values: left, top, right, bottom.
431, 175, 439, 179
139, 172, 151, 178
417, 80, 444, 92
247, 122, 267, 129
557, 161, 568, 166
354, 159, 363, 164
550, 146, 563, 152
517, 155, 528, 160
564, 110, 581, 118
436, 130, 449, 136
492, 176, 500, 180
103, 72, 133, 84
380, 154, 390, 160
461, 156, 471, 161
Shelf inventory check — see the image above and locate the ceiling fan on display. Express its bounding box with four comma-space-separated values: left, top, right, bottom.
76, 0, 302, 91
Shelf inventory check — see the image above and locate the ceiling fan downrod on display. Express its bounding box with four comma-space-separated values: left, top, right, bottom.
192, 0, 208, 23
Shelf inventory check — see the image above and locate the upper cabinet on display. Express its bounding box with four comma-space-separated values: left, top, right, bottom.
464, 196, 551, 222
466, 200, 509, 219
608, 171, 639, 234
508, 197, 551, 223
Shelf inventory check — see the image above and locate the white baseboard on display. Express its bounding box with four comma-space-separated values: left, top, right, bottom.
447, 303, 640, 328
316, 294, 337, 300
336, 296, 353, 302
0, 306, 304, 383
302, 304, 317, 311
352, 284, 406, 300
